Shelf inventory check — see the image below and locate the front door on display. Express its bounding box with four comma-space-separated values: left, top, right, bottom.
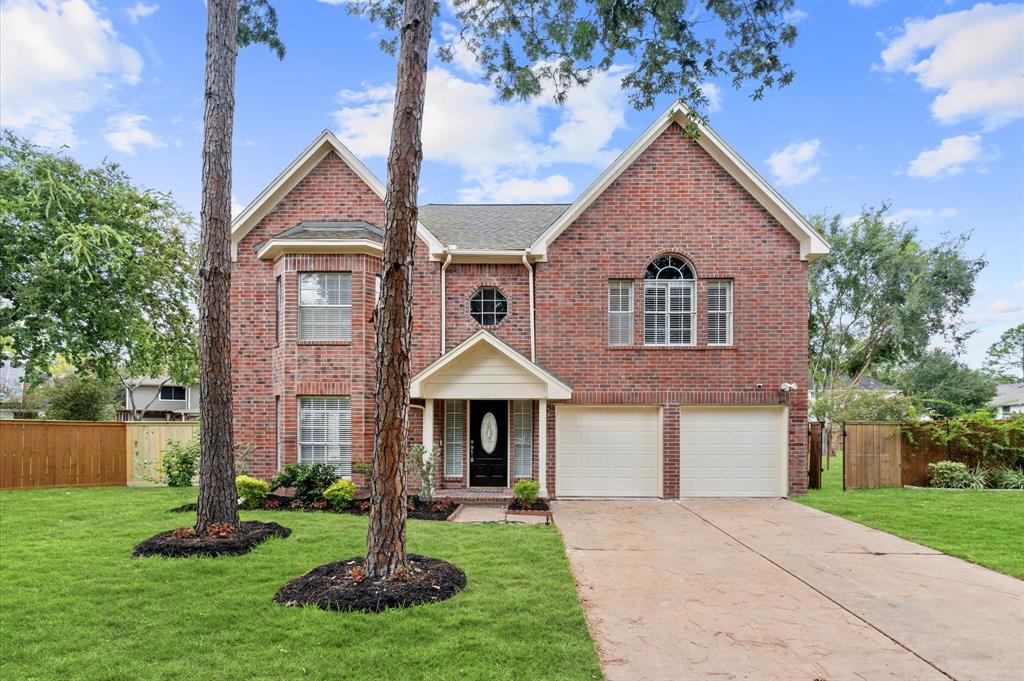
469, 400, 508, 487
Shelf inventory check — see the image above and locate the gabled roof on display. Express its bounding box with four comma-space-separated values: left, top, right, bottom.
417, 204, 569, 250
255, 221, 383, 251
410, 330, 572, 400
991, 382, 1024, 407
530, 101, 831, 262
230, 130, 443, 259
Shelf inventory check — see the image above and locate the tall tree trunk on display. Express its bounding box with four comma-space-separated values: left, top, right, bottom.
195, 0, 240, 535
364, 0, 431, 580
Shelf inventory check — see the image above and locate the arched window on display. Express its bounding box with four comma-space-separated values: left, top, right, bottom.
643, 255, 695, 346
470, 287, 507, 326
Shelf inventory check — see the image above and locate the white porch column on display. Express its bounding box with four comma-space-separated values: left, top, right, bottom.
538, 399, 548, 495
423, 399, 434, 462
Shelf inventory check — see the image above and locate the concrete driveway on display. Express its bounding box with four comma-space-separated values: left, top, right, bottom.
553, 499, 1024, 681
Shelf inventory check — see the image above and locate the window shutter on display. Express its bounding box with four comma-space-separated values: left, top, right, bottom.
513, 400, 533, 477
608, 280, 633, 346
444, 400, 464, 477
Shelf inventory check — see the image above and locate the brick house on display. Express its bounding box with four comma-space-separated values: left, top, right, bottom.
229, 102, 829, 500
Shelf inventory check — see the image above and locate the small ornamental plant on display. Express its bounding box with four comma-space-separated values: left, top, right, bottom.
207, 522, 235, 538
513, 479, 541, 507
235, 475, 270, 509
170, 526, 196, 539
323, 479, 357, 510
350, 566, 364, 584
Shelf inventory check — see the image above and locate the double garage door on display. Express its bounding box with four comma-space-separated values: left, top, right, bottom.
556, 405, 786, 498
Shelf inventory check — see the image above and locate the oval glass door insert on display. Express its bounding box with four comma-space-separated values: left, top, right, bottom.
480, 412, 498, 454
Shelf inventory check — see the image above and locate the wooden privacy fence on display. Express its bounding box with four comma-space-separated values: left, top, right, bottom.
1, 420, 127, 490
0, 420, 198, 490
842, 422, 903, 490
127, 422, 199, 485
807, 422, 823, 490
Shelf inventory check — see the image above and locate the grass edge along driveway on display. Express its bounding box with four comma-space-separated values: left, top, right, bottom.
0, 487, 601, 681
797, 454, 1024, 579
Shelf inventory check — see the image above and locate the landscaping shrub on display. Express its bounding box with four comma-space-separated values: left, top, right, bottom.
962, 466, 989, 490
992, 467, 1024, 490
909, 412, 1024, 470
323, 479, 357, 509
161, 439, 200, 487
513, 479, 540, 506
927, 461, 970, 488
408, 443, 440, 504
236, 475, 270, 509
270, 463, 338, 503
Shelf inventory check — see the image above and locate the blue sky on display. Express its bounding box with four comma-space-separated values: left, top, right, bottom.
1, 0, 1022, 368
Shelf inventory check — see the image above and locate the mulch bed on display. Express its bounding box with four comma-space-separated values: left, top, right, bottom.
274, 554, 466, 612
507, 498, 550, 512
133, 521, 292, 558
169, 503, 197, 513
169, 496, 460, 521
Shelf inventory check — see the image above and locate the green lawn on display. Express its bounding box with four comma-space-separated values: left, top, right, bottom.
797, 455, 1024, 579
0, 487, 601, 681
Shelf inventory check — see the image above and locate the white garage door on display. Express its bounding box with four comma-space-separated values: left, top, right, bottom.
680, 407, 787, 497
556, 406, 661, 497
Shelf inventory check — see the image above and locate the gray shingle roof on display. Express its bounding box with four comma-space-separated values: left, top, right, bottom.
416, 204, 569, 250
991, 382, 1024, 407
255, 221, 383, 252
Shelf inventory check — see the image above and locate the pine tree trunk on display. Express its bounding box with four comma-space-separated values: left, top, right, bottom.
195, 0, 240, 535
364, 0, 431, 580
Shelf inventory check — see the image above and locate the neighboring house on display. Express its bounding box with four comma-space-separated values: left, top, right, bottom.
807, 375, 901, 409
991, 383, 1024, 419
229, 102, 829, 499
117, 378, 200, 421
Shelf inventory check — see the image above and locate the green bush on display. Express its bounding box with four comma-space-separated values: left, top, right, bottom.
992, 467, 1024, 490
161, 439, 200, 487
513, 479, 540, 506
44, 374, 114, 421
269, 463, 338, 503
323, 479, 357, 509
927, 461, 970, 488
962, 466, 989, 490
408, 443, 440, 504
235, 475, 270, 509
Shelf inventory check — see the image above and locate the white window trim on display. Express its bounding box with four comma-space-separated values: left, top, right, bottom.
444, 400, 465, 478
707, 280, 733, 346
298, 272, 352, 341
608, 280, 634, 347
297, 396, 352, 477
513, 400, 533, 478
643, 280, 696, 347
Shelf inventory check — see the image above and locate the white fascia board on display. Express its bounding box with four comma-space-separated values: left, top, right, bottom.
255, 239, 384, 261
230, 130, 444, 260
445, 249, 539, 264
530, 102, 830, 262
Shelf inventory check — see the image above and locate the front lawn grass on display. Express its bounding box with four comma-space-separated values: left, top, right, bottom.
0, 487, 601, 681
797, 454, 1024, 579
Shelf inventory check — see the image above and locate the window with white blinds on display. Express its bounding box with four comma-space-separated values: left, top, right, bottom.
275, 276, 283, 345
298, 397, 351, 476
513, 400, 533, 477
608, 280, 633, 346
298, 273, 352, 341
707, 280, 733, 346
644, 281, 695, 346
444, 400, 464, 477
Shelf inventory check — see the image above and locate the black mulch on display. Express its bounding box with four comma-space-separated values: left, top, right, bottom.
274, 554, 466, 612
507, 498, 550, 512
133, 521, 291, 558
169, 502, 197, 513
169, 496, 460, 521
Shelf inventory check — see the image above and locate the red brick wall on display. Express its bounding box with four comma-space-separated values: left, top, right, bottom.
535, 123, 809, 495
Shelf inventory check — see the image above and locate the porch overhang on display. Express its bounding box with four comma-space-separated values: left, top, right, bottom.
410, 330, 572, 400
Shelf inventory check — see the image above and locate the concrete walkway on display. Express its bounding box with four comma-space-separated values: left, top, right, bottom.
553, 499, 1024, 681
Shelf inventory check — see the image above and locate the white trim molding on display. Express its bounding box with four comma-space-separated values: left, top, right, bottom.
529, 101, 831, 262
230, 130, 444, 260
255, 239, 383, 261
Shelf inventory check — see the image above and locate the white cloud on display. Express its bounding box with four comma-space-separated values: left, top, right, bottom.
103, 113, 165, 154
332, 65, 628, 202
879, 3, 1024, 128
907, 134, 989, 179
766, 139, 822, 186
0, 0, 143, 147
1013, 280, 1024, 292
850, 0, 884, 7
232, 195, 246, 218
784, 8, 809, 24
125, 2, 158, 24
700, 83, 723, 113
990, 299, 1023, 314
887, 207, 957, 225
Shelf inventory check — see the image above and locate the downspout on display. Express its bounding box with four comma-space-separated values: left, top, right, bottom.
522, 252, 536, 362
439, 251, 453, 356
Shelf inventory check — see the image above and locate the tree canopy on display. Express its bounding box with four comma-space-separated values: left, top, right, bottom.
354, 0, 799, 115
808, 206, 986, 401
986, 323, 1024, 382
0, 132, 198, 388
887, 349, 998, 419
